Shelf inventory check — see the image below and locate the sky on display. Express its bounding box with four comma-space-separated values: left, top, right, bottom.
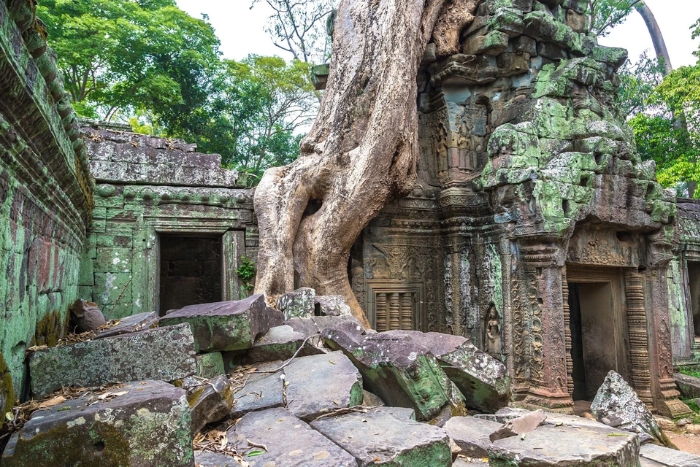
175, 0, 700, 67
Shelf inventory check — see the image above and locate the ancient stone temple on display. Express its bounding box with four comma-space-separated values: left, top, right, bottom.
345, 0, 688, 417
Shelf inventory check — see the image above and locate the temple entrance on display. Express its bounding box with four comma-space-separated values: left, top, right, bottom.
158, 234, 223, 315
567, 267, 630, 401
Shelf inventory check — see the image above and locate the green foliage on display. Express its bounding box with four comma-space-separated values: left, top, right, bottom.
236, 256, 256, 293
588, 0, 642, 37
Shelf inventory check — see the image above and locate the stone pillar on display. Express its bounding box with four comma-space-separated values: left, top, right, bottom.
623, 269, 654, 407
562, 268, 574, 397
518, 240, 573, 412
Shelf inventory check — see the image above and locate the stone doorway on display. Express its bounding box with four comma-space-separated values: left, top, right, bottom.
158, 234, 223, 315
566, 268, 631, 401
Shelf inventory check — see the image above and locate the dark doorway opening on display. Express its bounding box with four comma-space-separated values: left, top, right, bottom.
688, 261, 700, 337
568, 281, 619, 400
159, 235, 222, 315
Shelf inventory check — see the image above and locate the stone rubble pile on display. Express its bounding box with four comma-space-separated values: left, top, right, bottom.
2, 290, 699, 466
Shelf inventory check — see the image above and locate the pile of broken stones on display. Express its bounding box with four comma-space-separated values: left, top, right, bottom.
2, 288, 700, 466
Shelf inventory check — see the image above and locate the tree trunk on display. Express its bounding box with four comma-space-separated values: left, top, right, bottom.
254, 0, 477, 328
635, 3, 672, 76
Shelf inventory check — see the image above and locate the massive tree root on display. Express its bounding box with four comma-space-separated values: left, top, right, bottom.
254, 0, 477, 328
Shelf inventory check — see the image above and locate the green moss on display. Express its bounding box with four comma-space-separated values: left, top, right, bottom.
0, 352, 16, 417
31, 310, 68, 347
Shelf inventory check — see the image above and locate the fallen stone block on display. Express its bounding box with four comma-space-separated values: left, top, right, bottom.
311, 407, 452, 466
29, 323, 196, 397
373, 405, 416, 420
445, 416, 501, 458
592, 370, 673, 448
95, 311, 158, 339
245, 324, 323, 363
159, 294, 283, 352
315, 295, 352, 316
674, 372, 700, 399
489, 409, 547, 442
195, 352, 225, 378
1, 380, 193, 467
276, 287, 315, 319
189, 375, 234, 435
69, 299, 106, 333
362, 389, 385, 407
283, 351, 363, 420
231, 372, 285, 418
286, 314, 365, 339
324, 328, 465, 421
228, 407, 356, 466
639, 443, 700, 467
488, 424, 640, 467
386, 330, 510, 412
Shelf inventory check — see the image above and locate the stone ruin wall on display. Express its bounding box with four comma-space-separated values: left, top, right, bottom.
0, 0, 93, 413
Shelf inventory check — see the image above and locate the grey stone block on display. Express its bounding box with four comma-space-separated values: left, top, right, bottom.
1, 380, 193, 467
96, 311, 158, 339
195, 352, 225, 378
246, 325, 323, 363
277, 287, 316, 319
639, 443, 700, 467
675, 372, 700, 399
189, 375, 233, 435
231, 372, 285, 418
29, 323, 196, 397
445, 416, 502, 458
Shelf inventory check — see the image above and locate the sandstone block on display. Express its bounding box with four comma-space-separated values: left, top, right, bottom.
276, 287, 316, 319
195, 352, 225, 378
311, 408, 452, 466
69, 299, 106, 333
445, 416, 502, 457
188, 375, 233, 435
675, 372, 700, 399
314, 295, 352, 316
639, 443, 700, 467
462, 31, 509, 56
95, 311, 158, 339
29, 323, 196, 397
159, 294, 283, 352
1, 380, 193, 467
231, 372, 284, 418
246, 324, 323, 363
228, 407, 356, 466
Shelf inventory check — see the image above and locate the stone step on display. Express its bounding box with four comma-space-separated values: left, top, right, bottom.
227, 407, 356, 466
29, 323, 196, 397
159, 294, 283, 352
311, 407, 453, 466
1, 380, 193, 467
639, 443, 700, 467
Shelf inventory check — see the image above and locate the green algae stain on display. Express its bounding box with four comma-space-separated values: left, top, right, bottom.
0, 352, 16, 417
31, 310, 68, 347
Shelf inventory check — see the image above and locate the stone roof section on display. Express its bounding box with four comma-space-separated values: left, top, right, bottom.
83, 127, 240, 188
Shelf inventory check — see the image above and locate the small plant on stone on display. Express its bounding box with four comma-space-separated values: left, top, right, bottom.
236, 256, 256, 295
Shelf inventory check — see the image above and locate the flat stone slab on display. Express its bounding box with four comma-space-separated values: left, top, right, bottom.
323, 328, 464, 421
386, 330, 510, 412
286, 315, 365, 339
476, 408, 618, 432
284, 351, 363, 420
311, 408, 452, 466
1, 380, 193, 467
160, 294, 283, 352
29, 323, 196, 397
675, 373, 700, 399
227, 407, 356, 466
96, 311, 158, 339
639, 443, 700, 467
194, 451, 242, 467
488, 424, 640, 467
231, 372, 285, 418
246, 324, 324, 363
445, 416, 502, 457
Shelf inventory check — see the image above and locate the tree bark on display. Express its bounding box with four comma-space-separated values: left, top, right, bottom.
254, 0, 478, 328
635, 3, 672, 76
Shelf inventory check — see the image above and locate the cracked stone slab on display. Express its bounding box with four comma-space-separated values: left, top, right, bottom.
385, 330, 510, 412
284, 351, 363, 421
311, 407, 452, 466
323, 328, 465, 421
639, 443, 700, 467
488, 424, 640, 467
231, 371, 285, 418
227, 407, 356, 466
159, 294, 283, 352
445, 416, 502, 457
1, 380, 193, 467
29, 323, 196, 397
95, 311, 158, 339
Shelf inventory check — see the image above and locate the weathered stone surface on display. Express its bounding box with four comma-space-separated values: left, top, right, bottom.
374, 405, 417, 420
445, 416, 501, 457
1, 380, 193, 466
311, 408, 452, 466
489, 409, 547, 442
95, 311, 158, 339
315, 295, 352, 316
323, 328, 465, 421
246, 325, 323, 363
160, 295, 283, 352
675, 372, 700, 399
194, 451, 241, 467
591, 371, 671, 447
285, 314, 366, 339
277, 287, 316, 319
188, 375, 234, 435
195, 352, 225, 378
639, 443, 700, 467
69, 299, 106, 333
227, 407, 356, 466
488, 424, 640, 467
383, 330, 510, 412
284, 351, 363, 420
29, 323, 196, 397
231, 372, 285, 418
362, 389, 386, 407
